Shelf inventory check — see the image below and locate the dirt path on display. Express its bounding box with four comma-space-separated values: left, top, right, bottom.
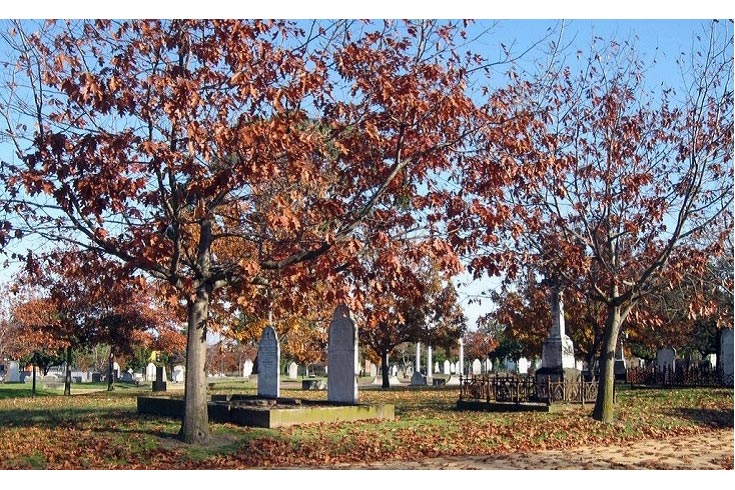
313, 429, 734, 470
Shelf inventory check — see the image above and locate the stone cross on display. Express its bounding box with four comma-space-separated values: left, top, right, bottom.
327, 305, 358, 403
257, 325, 280, 398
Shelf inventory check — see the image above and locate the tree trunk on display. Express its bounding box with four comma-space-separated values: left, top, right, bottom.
381, 350, 390, 389
179, 286, 211, 444
593, 304, 623, 422
32, 353, 37, 397
107, 351, 115, 391
64, 346, 72, 396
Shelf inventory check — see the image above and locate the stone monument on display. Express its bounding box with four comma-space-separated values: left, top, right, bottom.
719, 329, 733, 385
327, 305, 358, 403
536, 284, 579, 383
258, 325, 280, 398
152, 366, 167, 392
8, 361, 20, 382
472, 358, 481, 375
242, 359, 253, 378
288, 361, 298, 379
410, 341, 426, 385
145, 362, 156, 382
656, 347, 676, 372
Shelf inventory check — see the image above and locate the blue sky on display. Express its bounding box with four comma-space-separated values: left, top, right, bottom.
0, 15, 731, 329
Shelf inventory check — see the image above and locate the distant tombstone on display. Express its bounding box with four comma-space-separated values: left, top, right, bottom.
327, 305, 358, 403
449, 362, 456, 374
288, 362, 299, 379
434, 361, 440, 373
577, 360, 585, 372
92, 372, 102, 383
705, 354, 717, 369
505, 358, 517, 372
534, 359, 542, 370
443, 360, 450, 374
172, 365, 185, 383
369, 362, 377, 378
656, 348, 676, 372
484, 358, 492, 373
8, 361, 20, 382
391, 365, 398, 377
720, 329, 733, 383
242, 359, 253, 378
152, 366, 167, 392
410, 371, 427, 386
121, 371, 133, 382
471, 359, 481, 375
257, 325, 280, 398
405, 365, 414, 377
145, 362, 156, 381
517, 357, 529, 374
113, 362, 120, 380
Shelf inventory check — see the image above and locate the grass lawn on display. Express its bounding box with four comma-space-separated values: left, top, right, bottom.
0, 381, 731, 469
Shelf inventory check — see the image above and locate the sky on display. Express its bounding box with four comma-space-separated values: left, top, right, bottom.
0, 12, 731, 328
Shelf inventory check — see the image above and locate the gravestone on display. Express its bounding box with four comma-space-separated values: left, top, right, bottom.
145, 362, 156, 381
443, 360, 450, 374
614, 341, 627, 380
705, 354, 717, 369
484, 358, 492, 373
434, 361, 440, 373
288, 362, 299, 379
505, 358, 517, 372
536, 285, 579, 387
258, 325, 280, 398
152, 366, 167, 392
391, 365, 398, 377
405, 365, 414, 377
656, 348, 676, 372
517, 357, 529, 374
172, 365, 185, 383
121, 371, 133, 382
720, 329, 733, 384
449, 362, 456, 374
472, 359, 481, 375
410, 371, 427, 386
113, 362, 120, 381
8, 361, 20, 382
92, 372, 102, 383
369, 362, 377, 378
327, 305, 358, 403
242, 359, 253, 378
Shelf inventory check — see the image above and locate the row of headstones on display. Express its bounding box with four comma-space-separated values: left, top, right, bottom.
3, 362, 109, 383
257, 305, 358, 403
655, 347, 723, 373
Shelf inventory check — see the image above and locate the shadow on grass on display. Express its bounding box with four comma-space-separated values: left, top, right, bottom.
665, 407, 734, 429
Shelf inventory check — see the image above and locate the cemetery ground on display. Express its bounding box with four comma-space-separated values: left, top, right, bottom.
0, 380, 732, 470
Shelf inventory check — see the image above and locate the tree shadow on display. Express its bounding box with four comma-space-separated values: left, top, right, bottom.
665, 407, 734, 429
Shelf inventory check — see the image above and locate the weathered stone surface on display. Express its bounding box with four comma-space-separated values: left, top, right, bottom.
720, 329, 733, 383
410, 371, 427, 386
288, 362, 298, 380
8, 361, 19, 382
145, 362, 156, 382
472, 359, 481, 375
327, 305, 358, 403
541, 287, 576, 370
258, 325, 280, 398
443, 360, 450, 374
656, 348, 676, 372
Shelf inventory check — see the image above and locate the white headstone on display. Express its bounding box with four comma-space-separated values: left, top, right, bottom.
288, 361, 298, 379
8, 361, 20, 382
450, 362, 456, 374
391, 365, 398, 377
484, 358, 492, 373
656, 347, 676, 372
541, 287, 576, 370
258, 325, 280, 398
369, 362, 377, 378
145, 362, 156, 381
720, 329, 733, 382
472, 358, 482, 375
505, 357, 517, 372
434, 361, 440, 373
242, 359, 253, 377
327, 305, 358, 403
443, 360, 450, 374
113, 361, 121, 379
517, 357, 529, 374
172, 365, 185, 383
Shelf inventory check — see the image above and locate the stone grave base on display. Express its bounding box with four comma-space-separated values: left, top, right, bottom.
137, 395, 394, 428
